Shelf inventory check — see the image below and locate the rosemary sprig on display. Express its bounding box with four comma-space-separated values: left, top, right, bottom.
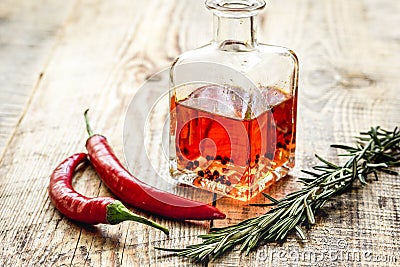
156, 126, 400, 263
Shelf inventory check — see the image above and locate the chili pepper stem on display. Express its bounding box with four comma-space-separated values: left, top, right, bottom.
107, 200, 169, 236
84, 109, 94, 137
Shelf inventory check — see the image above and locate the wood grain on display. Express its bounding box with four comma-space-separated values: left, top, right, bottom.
0, 0, 76, 159
0, 0, 399, 266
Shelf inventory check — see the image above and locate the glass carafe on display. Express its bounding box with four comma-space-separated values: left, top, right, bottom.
169, 0, 298, 201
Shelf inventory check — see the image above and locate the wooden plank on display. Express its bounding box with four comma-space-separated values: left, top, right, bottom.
211, 0, 400, 266
0, 0, 210, 266
0, 0, 75, 157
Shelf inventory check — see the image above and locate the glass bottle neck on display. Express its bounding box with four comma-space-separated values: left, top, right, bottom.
213, 14, 257, 51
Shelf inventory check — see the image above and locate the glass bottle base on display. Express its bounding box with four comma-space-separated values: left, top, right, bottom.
170, 157, 294, 201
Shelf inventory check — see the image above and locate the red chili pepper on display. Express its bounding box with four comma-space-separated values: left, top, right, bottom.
84, 110, 226, 221
48, 153, 169, 235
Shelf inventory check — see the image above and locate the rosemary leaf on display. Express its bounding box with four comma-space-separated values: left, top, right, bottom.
304, 199, 315, 225
295, 225, 306, 240
261, 192, 279, 204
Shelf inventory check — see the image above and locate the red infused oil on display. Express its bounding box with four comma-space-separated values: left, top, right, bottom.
170, 85, 297, 201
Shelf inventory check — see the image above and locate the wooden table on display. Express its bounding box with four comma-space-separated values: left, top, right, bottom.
1, 0, 399, 266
